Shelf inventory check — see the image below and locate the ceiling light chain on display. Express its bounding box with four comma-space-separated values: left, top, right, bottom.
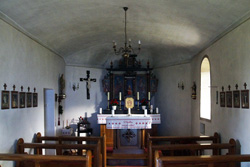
113, 7, 141, 57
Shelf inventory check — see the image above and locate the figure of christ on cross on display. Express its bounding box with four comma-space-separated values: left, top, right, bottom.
80, 70, 96, 99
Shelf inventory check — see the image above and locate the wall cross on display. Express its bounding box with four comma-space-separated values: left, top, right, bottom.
80, 70, 96, 99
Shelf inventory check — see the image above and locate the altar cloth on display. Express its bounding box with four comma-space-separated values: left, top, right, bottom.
97, 114, 161, 125
105, 116, 152, 129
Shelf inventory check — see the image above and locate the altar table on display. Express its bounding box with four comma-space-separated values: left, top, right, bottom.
106, 116, 152, 129
97, 114, 161, 125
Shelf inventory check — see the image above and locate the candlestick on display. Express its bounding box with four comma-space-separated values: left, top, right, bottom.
128, 108, 131, 116
99, 108, 102, 114
112, 109, 115, 116
144, 109, 147, 117
156, 107, 159, 114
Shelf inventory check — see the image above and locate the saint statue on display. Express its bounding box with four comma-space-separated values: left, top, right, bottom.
60, 74, 65, 94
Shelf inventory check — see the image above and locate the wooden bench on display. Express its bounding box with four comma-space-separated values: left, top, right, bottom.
152, 139, 236, 167
147, 133, 220, 167
154, 154, 250, 167
16, 138, 101, 167
35, 132, 106, 167
0, 153, 92, 167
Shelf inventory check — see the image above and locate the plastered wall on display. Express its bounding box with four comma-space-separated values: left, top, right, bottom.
0, 19, 65, 166
154, 63, 192, 136
191, 19, 250, 157
64, 66, 106, 136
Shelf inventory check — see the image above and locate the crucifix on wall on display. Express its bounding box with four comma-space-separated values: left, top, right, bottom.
80, 70, 96, 99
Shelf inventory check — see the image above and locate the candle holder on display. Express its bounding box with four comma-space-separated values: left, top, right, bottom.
148, 101, 151, 110
119, 100, 122, 110
107, 100, 110, 110
137, 100, 140, 110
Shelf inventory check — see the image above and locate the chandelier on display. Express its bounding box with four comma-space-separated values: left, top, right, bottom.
112, 7, 141, 58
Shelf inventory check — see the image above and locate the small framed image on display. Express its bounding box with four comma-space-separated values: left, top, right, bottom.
27, 93, 32, 108
19, 92, 25, 108
1, 91, 10, 109
220, 92, 225, 107
11, 91, 18, 108
241, 90, 249, 109
233, 90, 240, 108
226, 91, 232, 108
33, 93, 38, 107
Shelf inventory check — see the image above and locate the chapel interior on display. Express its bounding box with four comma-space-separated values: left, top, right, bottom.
1, 1, 250, 167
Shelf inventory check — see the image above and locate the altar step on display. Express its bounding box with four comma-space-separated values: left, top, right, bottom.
106, 153, 148, 166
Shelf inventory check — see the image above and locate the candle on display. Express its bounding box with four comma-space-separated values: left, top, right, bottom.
99, 108, 102, 114
148, 92, 151, 100
138, 40, 141, 45
119, 92, 122, 101
156, 107, 159, 114
137, 92, 139, 100
144, 109, 147, 116
107, 92, 110, 100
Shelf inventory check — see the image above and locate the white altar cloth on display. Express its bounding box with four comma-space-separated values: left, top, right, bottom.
97, 114, 161, 125
105, 116, 152, 129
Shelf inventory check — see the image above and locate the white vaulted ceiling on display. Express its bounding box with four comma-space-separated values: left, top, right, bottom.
0, 0, 250, 68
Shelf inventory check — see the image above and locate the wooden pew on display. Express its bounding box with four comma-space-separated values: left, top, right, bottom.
35, 132, 106, 167
154, 153, 250, 167
152, 139, 236, 167
147, 133, 220, 167
16, 138, 100, 167
0, 153, 92, 167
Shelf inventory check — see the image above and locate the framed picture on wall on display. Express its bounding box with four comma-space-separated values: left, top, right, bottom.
241, 90, 249, 109
226, 91, 232, 108
233, 90, 240, 108
19, 92, 25, 108
33, 93, 38, 107
27, 93, 32, 107
1, 91, 10, 109
11, 91, 18, 108
220, 92, 225, 107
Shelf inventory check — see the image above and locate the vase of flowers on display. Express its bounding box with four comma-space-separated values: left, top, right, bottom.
110, 99, 118, 110
140, 98, 148, 110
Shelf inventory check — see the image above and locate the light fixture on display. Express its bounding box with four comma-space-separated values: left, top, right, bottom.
72, 83, 79, 91
113, 7, 141, 58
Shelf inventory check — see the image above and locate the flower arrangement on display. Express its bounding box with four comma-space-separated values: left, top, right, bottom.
140, 98, 148, 106
79, 116, 87, 123
110, 99, 119, 106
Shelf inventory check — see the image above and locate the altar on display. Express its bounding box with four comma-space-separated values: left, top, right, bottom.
99, 51, 159, 149
98, 114, 160, 149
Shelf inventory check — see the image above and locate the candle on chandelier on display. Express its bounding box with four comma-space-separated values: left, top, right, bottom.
119, 92, 122, 101
107, 92, 110, 100
137, 92, 139, 100
148, 92, 151, 100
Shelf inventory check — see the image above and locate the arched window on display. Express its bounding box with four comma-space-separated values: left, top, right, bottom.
200, 57, 211, 120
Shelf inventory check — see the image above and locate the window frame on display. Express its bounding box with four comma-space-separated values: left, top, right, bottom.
200, 56, 212, 121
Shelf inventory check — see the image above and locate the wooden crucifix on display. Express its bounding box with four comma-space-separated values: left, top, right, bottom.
80, 70, 96, 99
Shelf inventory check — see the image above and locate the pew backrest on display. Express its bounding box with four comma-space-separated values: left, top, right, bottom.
0, 152, 92, 167
16, 138, 99, 167
155, 154, 250, 167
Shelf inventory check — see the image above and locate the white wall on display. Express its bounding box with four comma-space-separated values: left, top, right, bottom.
64, 66, 106, 136
0, 19, 65, 166
191, 19, 250, 155
154, 63, 192, 136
